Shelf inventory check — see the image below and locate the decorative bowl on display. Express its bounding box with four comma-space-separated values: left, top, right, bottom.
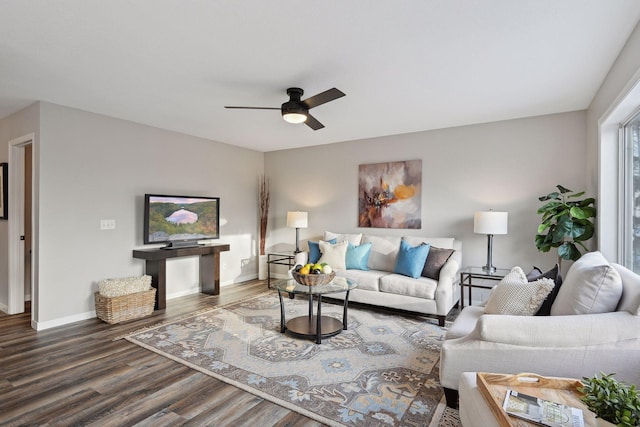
291, 271, 336, 287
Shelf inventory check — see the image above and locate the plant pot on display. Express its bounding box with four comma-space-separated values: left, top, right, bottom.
258, 254, 268, 280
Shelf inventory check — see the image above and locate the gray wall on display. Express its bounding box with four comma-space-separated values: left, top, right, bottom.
265, 111, 588, 276
1, 102, 264, 327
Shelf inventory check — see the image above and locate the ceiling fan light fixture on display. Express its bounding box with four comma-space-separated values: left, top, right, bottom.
283, 112, 307, 124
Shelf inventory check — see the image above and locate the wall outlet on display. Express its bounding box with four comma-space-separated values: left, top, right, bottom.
100, 219, 116, 230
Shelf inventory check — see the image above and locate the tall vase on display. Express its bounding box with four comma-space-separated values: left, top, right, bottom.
258, 254, 268, 280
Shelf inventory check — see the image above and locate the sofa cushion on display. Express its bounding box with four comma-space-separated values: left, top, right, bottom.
402, 236, 455, 249
394, 240, 430, 279
362, 235, 401, 271
422, 246, 455, 280
336, 269, 384, 291
551, 251, 623, 315
379, 274, 438, 300
323, 231, 363, 246
307, 238, 337, 264
527, 264, 563, 316
318, 240, 348, 270
484, 267, 554, 315
346, 242, 372, 270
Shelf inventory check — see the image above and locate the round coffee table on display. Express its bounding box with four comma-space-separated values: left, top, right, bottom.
273, 276, 358, 344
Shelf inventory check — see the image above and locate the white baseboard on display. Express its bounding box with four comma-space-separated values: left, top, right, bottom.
32, 310, 97, 331
29, 277, 266, 330
0, 302, 8, 314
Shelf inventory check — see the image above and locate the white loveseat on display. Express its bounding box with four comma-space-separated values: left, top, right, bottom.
439, 252, 640, 408
312, 232, 462, 326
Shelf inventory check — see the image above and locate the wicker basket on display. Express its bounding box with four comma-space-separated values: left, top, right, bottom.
95, 288, 156, 324
291, 271, 336, 287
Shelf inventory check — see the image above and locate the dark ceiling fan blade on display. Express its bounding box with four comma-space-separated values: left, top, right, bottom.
302, 88, 345, 109
305, 113, 324, 130
224, 106, 280, 110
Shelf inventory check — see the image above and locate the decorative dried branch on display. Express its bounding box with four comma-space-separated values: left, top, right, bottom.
259, 174, 270, 255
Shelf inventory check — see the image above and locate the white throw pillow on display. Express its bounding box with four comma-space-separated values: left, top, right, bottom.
484, 267, 554, 315
550, 251, 623, 315
318, 240, 348, 270
323, 231, 363, 246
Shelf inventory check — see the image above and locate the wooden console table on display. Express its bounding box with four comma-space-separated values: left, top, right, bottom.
132, 244, 230, 310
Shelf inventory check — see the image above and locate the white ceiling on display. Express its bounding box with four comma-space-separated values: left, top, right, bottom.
1, 1, 640, 152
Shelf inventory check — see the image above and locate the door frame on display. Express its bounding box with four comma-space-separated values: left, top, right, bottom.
8, 133, 34, 317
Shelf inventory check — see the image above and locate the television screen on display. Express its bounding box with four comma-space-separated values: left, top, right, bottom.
144, 194, 220, 246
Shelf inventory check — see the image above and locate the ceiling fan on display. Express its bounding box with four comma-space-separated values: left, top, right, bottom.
224, 87, 345, 130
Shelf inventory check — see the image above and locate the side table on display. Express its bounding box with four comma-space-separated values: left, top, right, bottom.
273, 277, 358, 344
267, 251, 296, 289
459, 266, 510, 308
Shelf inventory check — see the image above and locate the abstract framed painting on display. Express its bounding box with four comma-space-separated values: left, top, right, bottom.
358, 160, 422, 228
0, 163, 6, 220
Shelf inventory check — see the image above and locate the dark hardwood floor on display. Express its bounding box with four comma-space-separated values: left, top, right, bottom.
0, 280, 324, 427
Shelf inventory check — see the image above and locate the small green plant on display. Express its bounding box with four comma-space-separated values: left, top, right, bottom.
578, 372, 640, 426
535, 185, 596, 262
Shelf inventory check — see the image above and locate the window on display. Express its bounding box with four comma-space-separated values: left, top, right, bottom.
623, 109, 640, 272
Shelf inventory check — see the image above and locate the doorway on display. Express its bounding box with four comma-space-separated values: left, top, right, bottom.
8, 133, 34, 320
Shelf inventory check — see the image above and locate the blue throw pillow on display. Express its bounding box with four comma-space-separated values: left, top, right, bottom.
346, 242, 372, 270
308, 238, 337, 264
394, 240, 431, 279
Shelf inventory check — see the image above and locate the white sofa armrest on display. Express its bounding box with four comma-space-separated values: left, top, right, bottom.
434, 255, 460, 315
474, 311, 640, 347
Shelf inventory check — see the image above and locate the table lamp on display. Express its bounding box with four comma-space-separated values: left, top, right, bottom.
286, 211, 308, 253
474, 210, 508, 273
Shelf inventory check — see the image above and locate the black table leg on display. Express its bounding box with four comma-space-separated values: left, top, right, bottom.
277, 290, 285, 333
316, 295, 322, 344
343, 290, 350, 330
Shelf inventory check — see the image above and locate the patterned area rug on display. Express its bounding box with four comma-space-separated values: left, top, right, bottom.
125, 292, 461, 427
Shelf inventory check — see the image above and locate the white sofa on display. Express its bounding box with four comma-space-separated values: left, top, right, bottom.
314, 232, 462, 326
440, 252, 640, 408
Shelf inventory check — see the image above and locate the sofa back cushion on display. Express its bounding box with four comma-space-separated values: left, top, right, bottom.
612, 263, 640, 315
323, 231, 363, 246
361, 235, 401, 271
551, 251, 623, 315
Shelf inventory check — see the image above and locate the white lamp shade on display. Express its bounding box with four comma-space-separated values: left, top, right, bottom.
474, 211, 508, 235
286, 211, 308, 228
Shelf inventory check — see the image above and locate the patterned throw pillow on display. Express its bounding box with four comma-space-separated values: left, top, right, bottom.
526, 264, 563, 316
485, 266, 554, 315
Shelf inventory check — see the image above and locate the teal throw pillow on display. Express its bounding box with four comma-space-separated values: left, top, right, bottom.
346, 242, 372, 270
308, 238, 337, 264
394, 240, 431, 279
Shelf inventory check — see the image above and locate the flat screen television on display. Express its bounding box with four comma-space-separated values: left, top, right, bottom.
143, 194, 220, 248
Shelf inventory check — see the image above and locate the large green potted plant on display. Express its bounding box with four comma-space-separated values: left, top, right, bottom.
535, 185, 596, 263
578, 372, 640, 427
